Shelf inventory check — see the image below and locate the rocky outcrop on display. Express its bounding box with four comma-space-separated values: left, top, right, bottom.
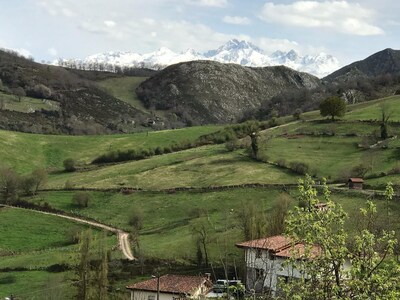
324, 48, 400, 82
136, 61, 321, 124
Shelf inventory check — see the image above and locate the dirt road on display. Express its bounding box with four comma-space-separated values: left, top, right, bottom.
1, 204, 135, 260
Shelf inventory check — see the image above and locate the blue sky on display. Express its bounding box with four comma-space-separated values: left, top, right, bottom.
0, 0, 399, 65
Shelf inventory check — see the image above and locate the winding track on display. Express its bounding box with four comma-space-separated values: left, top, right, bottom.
0, 204, 135, 260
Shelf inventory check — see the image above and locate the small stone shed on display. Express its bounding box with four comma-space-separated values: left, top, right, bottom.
348, 178, 364, 190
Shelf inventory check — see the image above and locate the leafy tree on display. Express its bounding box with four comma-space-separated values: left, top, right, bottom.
380, 101, 391, 139
191, 218, 213, 267
319, 96, 346, 121
279, 175, 400, 299
239, 200, 267, 240
12, 87, 26, 102
0, 167, 20, 203
72, 192, 91, 208
293, 108, 302, 120
77, 230, 92, 300
63, 158, 76, 172
128, 205, 143, 252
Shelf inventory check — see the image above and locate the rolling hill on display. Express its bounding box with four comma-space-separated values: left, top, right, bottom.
136, 60, 321, 125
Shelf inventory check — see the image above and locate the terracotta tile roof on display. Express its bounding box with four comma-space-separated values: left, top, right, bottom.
348, 178, 364, 183
236, 235, 293, 252
236, 235, 321, 260
275, 243, 321, 259
126, 274, 213, 295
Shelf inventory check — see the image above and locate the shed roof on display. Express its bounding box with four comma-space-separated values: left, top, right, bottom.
348, 178, 364, 183
236, 235, 293, 252
126, 274, 213, 295
236, 235, 321, 260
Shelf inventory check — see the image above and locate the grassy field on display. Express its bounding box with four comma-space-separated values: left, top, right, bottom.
2, 93, 400, 297
26, 186, 399, 261
0, 207, 92, 252
98, 76, 148, 111
0, 91, 59, 113
261, 135, 399, 180
344, 95, 400, 122
47, 145, 298, 190
0, 125, 221, 173
0, 271, 74, 300
265, 120, 395, 137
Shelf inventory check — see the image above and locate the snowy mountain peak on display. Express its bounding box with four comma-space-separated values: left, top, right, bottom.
57, 40, 341, 77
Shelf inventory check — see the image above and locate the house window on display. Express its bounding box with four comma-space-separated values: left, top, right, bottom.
256, 249, 262, 258
148, 295, 155, 300
255, 268, 265, 280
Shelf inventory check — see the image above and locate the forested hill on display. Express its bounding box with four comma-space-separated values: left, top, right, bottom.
0, 49, 150, 134
136, 60, 321, 124
324, 48, 400, 82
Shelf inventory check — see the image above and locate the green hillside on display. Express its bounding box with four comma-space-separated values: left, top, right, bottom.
98, 77, 148, 112
0, 125, 220, 173
2, 94, 400, 298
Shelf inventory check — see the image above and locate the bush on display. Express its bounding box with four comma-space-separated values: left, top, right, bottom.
63, 158, 76, 172
64, 180, 75, 190
128, 206, 143, 230
72, 191, 91, 208
65, 227, 81, 244
289, 161, 309, 175
293, 108, 302, 120
276, 159, 287, 168
225, 137, 239, 152
351, 164, 370, 177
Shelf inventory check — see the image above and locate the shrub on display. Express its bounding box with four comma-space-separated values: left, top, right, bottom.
64, 180, 75, 190
225, 137, 239, 152
293, 108, 302, 120
276, 159, 287, 168
128, 206, 143, 230
351, 164, 370, 177
155, 146, 164, 155
63, 158, 76, 172
72, 191, 91, 208
289, 161, 309, 175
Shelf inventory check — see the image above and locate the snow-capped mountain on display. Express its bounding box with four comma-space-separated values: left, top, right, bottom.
57, 39, 340, 77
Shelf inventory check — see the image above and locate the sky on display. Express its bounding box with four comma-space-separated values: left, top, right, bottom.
0, 0, 399, 65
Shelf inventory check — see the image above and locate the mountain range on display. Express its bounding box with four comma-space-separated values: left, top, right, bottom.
57, 39, 340, 78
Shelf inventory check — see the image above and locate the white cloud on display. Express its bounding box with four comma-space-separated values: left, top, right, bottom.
104, 20, 116, 28
189, 0, 228, 7
259, 1, 384, 36
223, 16, 250, 25
47, 47, 58, 56
13, 48, 33, 58
255, 37, 300, 54
124, 19, 247, 52
38, 1, 77, 17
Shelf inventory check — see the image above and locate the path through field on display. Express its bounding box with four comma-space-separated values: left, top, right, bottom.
0, 204, 135, 260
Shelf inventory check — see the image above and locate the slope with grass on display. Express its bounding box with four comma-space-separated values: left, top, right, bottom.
47, 145, 298, 190
98, 77, 148, 112
0, 125, 221, 173
3, 93, 400, 298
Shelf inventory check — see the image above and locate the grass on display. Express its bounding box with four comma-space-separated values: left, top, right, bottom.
343, 96, 400, 122
0, 125, 221, 173
0, 271, 75, 299
98, 76, 148, 111
0, 91, 59, 113
265, 120, 392, 137
262, 134, 400, 181
26, 188, 288, 260
47, 145, 298, 190
0, 207, 90, 252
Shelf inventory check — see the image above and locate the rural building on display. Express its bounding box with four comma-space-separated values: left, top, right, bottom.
348, 178, 364, 190
314, 202, 329, 212
126, 274, 213, 300
236, 235, 320, 296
